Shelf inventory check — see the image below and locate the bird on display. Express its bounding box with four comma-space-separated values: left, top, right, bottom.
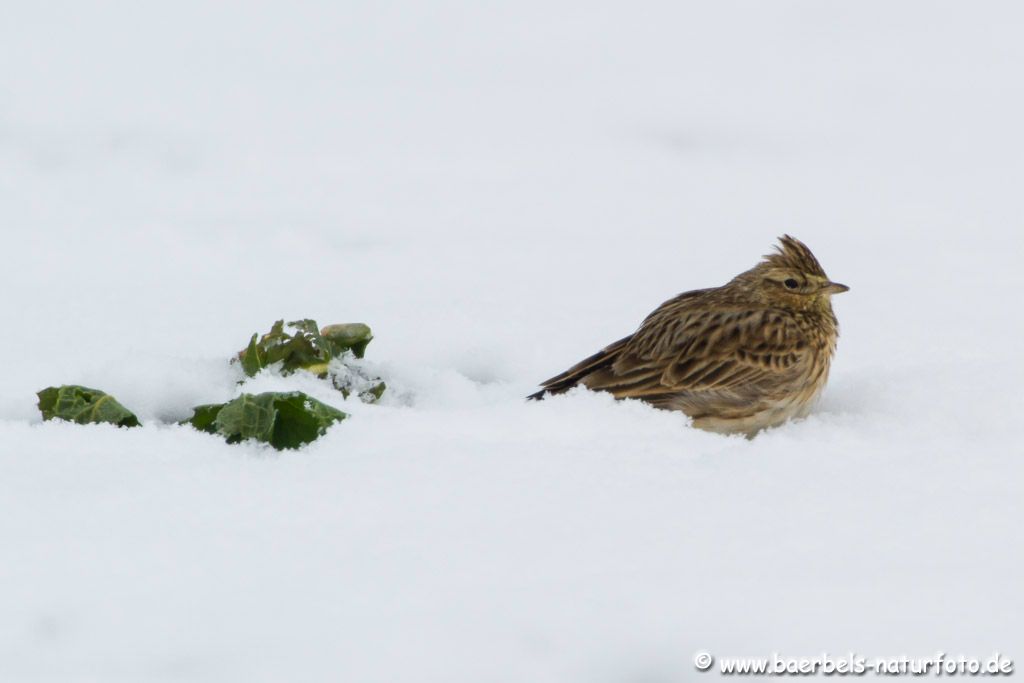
529, 235, 848, 436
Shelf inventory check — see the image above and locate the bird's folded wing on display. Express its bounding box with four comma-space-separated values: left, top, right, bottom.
588, 307, 808, 399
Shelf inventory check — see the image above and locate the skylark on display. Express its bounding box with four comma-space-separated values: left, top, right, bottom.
529, 236, 848, 435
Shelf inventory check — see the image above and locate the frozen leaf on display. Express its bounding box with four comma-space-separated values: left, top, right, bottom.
234, 319, 385, 403
184, 403, 227, 435
37, 385, 140, 428
320, 323, 374, 359
328, 360, 387, 404
236, 319, 333, 377
183, 391, 347, 450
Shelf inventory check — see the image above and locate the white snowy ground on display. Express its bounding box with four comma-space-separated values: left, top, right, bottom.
2, 2, 1022, 681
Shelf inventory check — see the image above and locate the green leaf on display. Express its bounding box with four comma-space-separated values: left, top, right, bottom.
186, 391, 348, 450
269, 392, 347, 450
181, 403, 224, 434
320, 323, 374, 359
37, 385, 140, 428
239, 333, 264, 377
236, 319, 334, 377
215, 393, 278, 445
287, 318, 324, 343
233, 319, 384, 402
362, 381, 387, 403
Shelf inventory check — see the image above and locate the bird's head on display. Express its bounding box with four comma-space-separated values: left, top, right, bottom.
736, 235, 848, 311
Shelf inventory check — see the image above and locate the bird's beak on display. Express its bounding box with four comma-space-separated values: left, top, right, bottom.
823, 281, 850, 294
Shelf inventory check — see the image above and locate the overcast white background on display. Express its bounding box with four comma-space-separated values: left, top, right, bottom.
1, 1, 1022, 681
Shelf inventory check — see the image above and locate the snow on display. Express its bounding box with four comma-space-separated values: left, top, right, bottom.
2, 1, 1022, 680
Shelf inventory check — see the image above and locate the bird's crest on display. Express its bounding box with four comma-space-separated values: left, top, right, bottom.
762, 235, 827, 276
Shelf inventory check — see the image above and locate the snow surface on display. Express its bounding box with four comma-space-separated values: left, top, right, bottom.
2, 1, 1022, 681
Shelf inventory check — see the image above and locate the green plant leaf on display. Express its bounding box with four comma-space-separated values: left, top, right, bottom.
362, 381, 387, 403
233, 319, 384, 402
185, 391, 347, 450
239, 333, 264, 377
320, 323, 374, 359
37, 385, 140, 428
269, 392, 347, 450
181, 403, 224, 434
236, 319, 334, 377
215, 393, 278, 445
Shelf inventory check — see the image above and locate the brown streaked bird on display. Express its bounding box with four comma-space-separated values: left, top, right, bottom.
529, 236, 848, 436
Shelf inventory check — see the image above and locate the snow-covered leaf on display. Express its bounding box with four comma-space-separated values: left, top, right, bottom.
236, 319, 332, 378
234, 319, 385, 402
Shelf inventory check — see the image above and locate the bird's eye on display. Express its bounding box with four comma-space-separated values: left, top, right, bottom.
784, 278, 799, 290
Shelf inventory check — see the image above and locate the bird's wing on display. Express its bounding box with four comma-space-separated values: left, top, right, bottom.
582, 306, 810, 400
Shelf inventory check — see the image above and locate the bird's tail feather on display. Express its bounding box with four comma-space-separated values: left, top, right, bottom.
527, 335, 632, 400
